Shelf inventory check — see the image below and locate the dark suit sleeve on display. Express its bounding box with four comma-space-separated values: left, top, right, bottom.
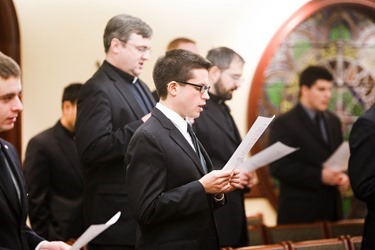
75, 82, 142, 165
349, 116, 375, 206
126, 129, 210, 225
268, 117, 323, 190
23, 137, 51, 239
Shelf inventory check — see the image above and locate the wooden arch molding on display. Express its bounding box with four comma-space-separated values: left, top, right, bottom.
247, 0, 375, 209
0, 0, 22, 155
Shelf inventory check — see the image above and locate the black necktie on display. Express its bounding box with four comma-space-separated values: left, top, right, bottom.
187, 123, 208, 174
315, 112, 328, 143
0, 147, 19, 207
133, 81, 153, 113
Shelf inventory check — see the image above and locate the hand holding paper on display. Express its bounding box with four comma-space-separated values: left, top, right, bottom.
323, 141, 350, 172
69, 212, 121, 250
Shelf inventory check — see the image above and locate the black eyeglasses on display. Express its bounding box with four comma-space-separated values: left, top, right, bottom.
175, 80, 210, 94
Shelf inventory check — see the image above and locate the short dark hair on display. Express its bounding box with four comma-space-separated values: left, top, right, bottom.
153, 49, 211, 99
103, 14, 153, 53
0, 52, 21, 80
299, 66, 333, 88
62, 83, 83, 104
206, 47, 245, 70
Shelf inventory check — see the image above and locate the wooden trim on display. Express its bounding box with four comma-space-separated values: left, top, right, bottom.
0, 0, 22, 156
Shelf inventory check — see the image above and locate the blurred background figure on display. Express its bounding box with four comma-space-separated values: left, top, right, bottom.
268, 66, 350, 225
194, 47, 255, 248
24, 83, 84, 243
348, 103, 375, 249
166, 37, 199, 53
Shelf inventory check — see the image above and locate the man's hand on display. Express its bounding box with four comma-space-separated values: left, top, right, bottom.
199, 169, 240, 194
337, 172, 350, 192
38, 241, 71, 250
322, 168, 343, 186
238, 170, 257, 189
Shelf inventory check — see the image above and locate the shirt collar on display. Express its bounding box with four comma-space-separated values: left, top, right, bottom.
156, 102, 188, 132
104, 60, 137, 84
300, 102, 318, 121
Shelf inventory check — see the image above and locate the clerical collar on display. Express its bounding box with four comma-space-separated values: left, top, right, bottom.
104, 60, 137, 84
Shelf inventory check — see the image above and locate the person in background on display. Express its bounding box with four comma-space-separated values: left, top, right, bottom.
268, 65, 350, 225
166, 37, 199, 54
193, 47, 254, 248
0, 52, 70, 249
348, 103, 375, 248
125, 49, 241, 250
152, 37, 199, 101
75, 14, 155, 250
24, 83, 84, 243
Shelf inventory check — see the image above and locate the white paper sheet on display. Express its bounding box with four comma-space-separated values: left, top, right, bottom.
69, 211, 121, 250
236, 142, 299, 172
323, 141, 350, 172
223, 115, 275, 171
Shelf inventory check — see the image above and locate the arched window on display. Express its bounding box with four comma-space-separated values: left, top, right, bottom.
248, 0, 375, 213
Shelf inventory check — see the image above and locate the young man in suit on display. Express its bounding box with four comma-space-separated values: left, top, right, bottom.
268, 65, 350, 225
24, 83, 84, 243
193, 47, 254, 248
75, 14, 155, 249
152, 37, 199, 101
348, 104, 375, 248
125, 49, 241, 250
0, 52, 70, 249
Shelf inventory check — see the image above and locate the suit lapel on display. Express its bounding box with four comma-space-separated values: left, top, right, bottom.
101, 62, 148, 119
1, 142, 23, 217
153, 109, 207, 176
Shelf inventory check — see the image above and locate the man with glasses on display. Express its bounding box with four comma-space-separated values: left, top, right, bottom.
75, 14, 155, 250
193, 47, 255, 248
125, 49, 242, 249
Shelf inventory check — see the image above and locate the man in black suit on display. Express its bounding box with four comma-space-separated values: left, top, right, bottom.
348, 104, 375, 248
268, 66, 350, 224
125, 49, 241, 250
193, 47, 254, 248
0, 53, 70, 249
75, 14, 155, 250
24, 83, 84, 243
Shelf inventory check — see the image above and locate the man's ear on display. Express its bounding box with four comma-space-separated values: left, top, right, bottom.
167, 81, 178, 96
110, 38, 123, 54
208, 65, 221, 83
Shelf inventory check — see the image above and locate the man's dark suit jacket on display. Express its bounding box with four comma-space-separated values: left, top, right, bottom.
23, 121, 84, 241
125, 108, 223, 250
0, 138, 44, 249
75, 60, 155, 247
348, 104, 375, 248
194, 96, 248, 247
269, 103, 343, 224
